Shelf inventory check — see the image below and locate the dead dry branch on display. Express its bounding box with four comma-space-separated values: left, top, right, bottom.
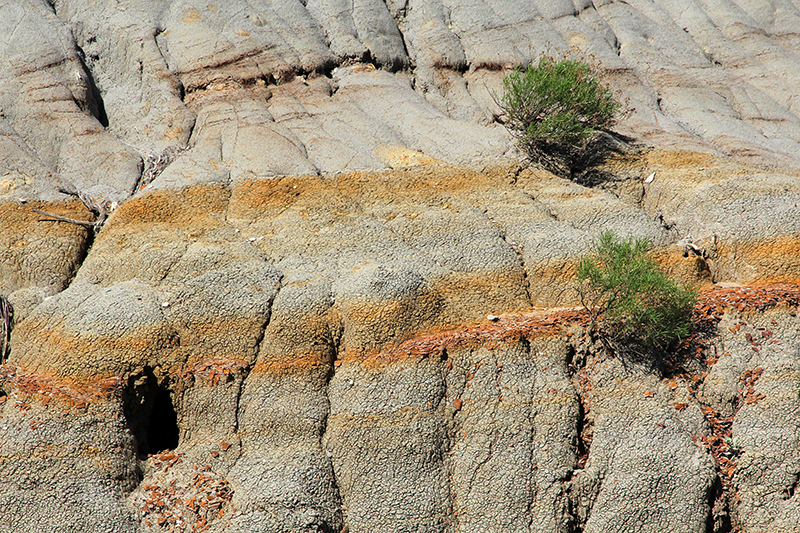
0, 295, 12, 361
31, 185, 115, 233
137, 145, 188, 192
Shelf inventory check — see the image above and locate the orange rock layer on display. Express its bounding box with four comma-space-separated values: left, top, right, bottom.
3, 284, 797, 408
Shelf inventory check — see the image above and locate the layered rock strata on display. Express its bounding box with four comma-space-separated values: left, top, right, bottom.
2, 0, 800, 532
2, 167, 800, 532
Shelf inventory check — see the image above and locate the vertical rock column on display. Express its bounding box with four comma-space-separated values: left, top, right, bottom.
227, 280, 343, 533
446, 338, 578, 533
325, 356, 451, 533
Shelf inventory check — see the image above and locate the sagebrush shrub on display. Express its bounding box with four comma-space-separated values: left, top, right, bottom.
576, 231, 697, 358
499, 56, 620, 176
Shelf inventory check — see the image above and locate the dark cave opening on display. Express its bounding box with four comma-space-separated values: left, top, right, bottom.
123, 370, 180, 459
147, 385, 180, 454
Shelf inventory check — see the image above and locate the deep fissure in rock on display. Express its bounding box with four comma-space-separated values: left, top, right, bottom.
70, 225, 95, 281
706, 477, 732, 533
73, 42, 109, 128
786, 471, 799, 500
0, 294, 13, 362
678, 310, 745, 533
566, 339, 593, 470
123, 369, 180, 458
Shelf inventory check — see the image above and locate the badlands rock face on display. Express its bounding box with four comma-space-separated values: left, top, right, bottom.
1, 1, 800, 532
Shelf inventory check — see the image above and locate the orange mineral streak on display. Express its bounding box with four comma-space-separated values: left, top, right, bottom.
1, 199, 93, 227
228, 175, 332, 220
721, 236, 800, 285
0, 365, 123, 409
1, 200, 92, 293
227, 165, 499, 221
433, 268, 530, 307
525, 262, 582, 306
13, 320, 172, 378
252, 351, 332, 375
349, 283, 800, 368
3, 285, 798, 405
0, 356, 250, 410
14, 315, 267, 381
349, 308, 590, 369
650, 248, 715, 286
334, 165, 491, 197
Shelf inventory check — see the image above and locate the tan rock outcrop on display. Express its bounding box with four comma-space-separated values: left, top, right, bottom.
1, 1, 800, 532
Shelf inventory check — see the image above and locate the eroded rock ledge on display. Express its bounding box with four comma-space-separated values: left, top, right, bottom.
1, 162, 799, 532
2, 0, 800, 531
1, 281, 798, 533
3, 0, 800, 205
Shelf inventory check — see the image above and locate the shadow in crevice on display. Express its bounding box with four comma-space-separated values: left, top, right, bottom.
73, 41, 109, 128
569, 131, 641, 187
1, 294, 13, 362
706, 476, 733, 533
123, 369, 180, 459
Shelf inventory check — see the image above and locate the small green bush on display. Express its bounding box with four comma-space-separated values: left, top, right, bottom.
499, 56, 620, 177
576, 231, 697, 358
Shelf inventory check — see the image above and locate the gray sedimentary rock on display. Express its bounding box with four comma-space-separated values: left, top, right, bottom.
1, 1, 800, 532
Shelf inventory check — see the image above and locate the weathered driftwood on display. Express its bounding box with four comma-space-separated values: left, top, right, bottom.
136, 145, 186, 192
0, 294, 12, 361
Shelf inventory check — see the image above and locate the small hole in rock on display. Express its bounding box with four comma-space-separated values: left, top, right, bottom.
147, 386, 179, 453
123, 369, 180, 459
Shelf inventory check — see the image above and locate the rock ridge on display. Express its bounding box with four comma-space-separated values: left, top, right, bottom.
2, 1, 800, 531
1, 284, 798, 532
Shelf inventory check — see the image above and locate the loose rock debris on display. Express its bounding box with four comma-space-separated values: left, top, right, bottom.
181, 358, 246, 386
134, 450, 233, 533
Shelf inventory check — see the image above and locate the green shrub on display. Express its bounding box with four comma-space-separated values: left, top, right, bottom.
499, 56, 620, 177
576, 231, 697, 358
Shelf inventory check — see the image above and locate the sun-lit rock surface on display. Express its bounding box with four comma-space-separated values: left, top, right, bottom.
1, 1, 800, 532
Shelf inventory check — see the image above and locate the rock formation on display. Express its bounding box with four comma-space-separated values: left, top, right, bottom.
1, 1, 799, 532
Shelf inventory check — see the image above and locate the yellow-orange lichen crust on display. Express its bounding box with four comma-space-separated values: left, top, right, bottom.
0, 200, 91, 296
